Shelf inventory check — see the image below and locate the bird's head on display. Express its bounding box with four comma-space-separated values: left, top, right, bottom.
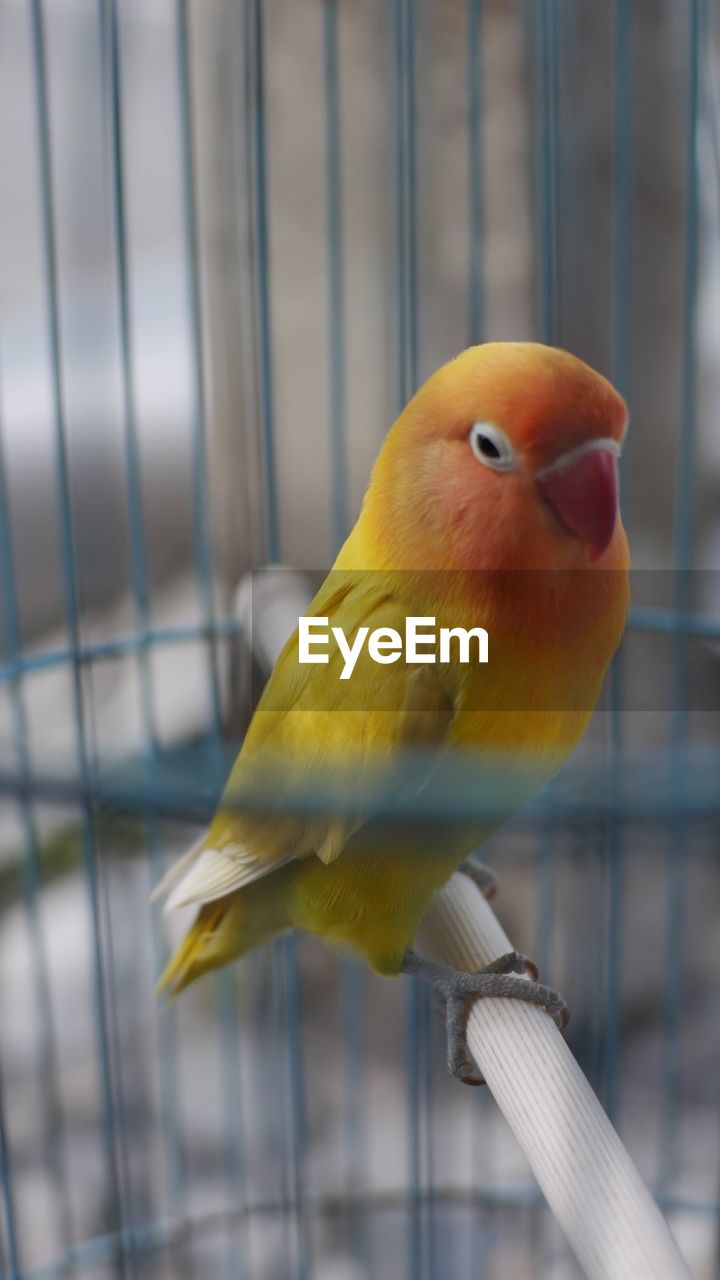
361, 342, 629, 572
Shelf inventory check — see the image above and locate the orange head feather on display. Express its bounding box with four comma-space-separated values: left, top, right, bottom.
353, 343, 629, 574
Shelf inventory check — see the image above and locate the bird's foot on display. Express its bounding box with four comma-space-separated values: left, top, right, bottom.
401, 948, 568, 1085
458, 855, 498, 900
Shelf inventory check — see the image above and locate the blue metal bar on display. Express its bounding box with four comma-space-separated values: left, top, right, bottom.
660, 0, 704, 1197
29, 0, 128, 1261
628, 604, 720, 638
0, 618, 242, 685
536, 0, 560, 345
100, 5, 180, 1263
0, 1058, 20, 1279
673, 8, 703, 580
323, 0, 348, 551
245, 0, 281, 562
339, 960, 370, 1266
533, 0, 561, 1159
268, 941, 294, 1275
391, 6, 433, 1276
0, 601, 717, 691
467, 0, 484, 345
281, 935, 311, 1280
602, 655, 626, 1124
405, 979, 424, 1280
176, 0, 224, 753
175, 11, 247, 1274
0, 385, 73, 1250
217, 971, 249, 1280
5, 743, 720, 831
612, 0, 633, 406
321, 14, 370, 1256
421, 982, 437, 1280
533, 812, 557, 988
243, 10, 309, 1252
4, 1181, 714, 1280
394, 0, 419, 404
102, 0, 155, 753
171, 137, 232, 1280
603, 0, 634, 1127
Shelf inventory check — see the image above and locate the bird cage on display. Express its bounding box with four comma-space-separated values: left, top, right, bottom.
0, 1, 718, 1277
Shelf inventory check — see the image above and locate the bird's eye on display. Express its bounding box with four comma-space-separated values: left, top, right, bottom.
468, 422, 516, 472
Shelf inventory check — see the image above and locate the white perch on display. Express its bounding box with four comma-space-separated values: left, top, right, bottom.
236, 568, 690, 1280
417, 877, 689, 1280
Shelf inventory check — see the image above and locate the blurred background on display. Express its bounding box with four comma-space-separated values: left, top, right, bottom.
1, 0, 720, 1276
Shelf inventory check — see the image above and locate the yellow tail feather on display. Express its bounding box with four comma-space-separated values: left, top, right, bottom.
157, 871, 294, 997
157, 901, 230, 999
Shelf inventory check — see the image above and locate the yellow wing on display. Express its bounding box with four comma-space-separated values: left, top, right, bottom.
156, 574, 455, 911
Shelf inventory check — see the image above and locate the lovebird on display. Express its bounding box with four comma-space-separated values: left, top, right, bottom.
155, 343, 630, 1082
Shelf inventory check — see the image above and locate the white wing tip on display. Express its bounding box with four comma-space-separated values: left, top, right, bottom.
151, 831, 208, 904
162, 845, 260, 913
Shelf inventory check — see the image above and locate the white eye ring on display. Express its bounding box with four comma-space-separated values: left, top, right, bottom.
468, 421, 516, 472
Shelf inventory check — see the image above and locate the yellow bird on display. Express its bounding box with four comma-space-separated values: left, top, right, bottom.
155, 343, 629, 1082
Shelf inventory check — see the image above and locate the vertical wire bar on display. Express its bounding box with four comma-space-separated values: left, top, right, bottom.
102, 0, 196, 1264
29, 4, 128, 1267
532, 2, 561, 1008
100, 0, 191, 1237
710, 2, 720, 1257
392, 4, 432, 1277
660, 0, 703, 1195
534, 0, 562, 975
533, 813, 556, 986
322, 4, 369, 1256
98, 5, 172, 1266
612, 0, 633, 406
405, 980, 424, 1280
101, 0, 154, 739
0, 1057, 20, 1280
269, 941, 293, 1275
532, 18, 561, 1262
534, 0, 562, 1011
243, 9, 309, 1275
421, 975, 436, 1280
536, 0, 560, 346
175, 9, 248, 1275
250, 3, 308, 1267
603, 659, 626, 1124
715, 991, 720, 1279
245, 0, 280, 563
217, 973, 248, 1280
282, 935, 311, 1280
323, 0, 348, 552
603, 0, 633, 1127
0, 391, 73, 1250
176, 0, 224, 758
673, 0, 702, 578
0, 1064, 19, 1280
339, 961, 369, 1261
394, 0, 419, 406
467, 9, 489, 1257
394, 6, 419, 1270
467, 0, 484, 345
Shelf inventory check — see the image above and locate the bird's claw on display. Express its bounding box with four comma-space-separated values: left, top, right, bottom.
401, 947, 568, 1084
458, 855, 498, 900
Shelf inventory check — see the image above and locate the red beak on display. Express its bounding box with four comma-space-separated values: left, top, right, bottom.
537, 442, 620, 561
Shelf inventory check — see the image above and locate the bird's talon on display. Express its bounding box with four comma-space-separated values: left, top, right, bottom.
459, 857, 498, 901
547, 997, 570, 1031
481, 950, 523, 977
401, 948, 569, 1085
457, 1063, 486, 1086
